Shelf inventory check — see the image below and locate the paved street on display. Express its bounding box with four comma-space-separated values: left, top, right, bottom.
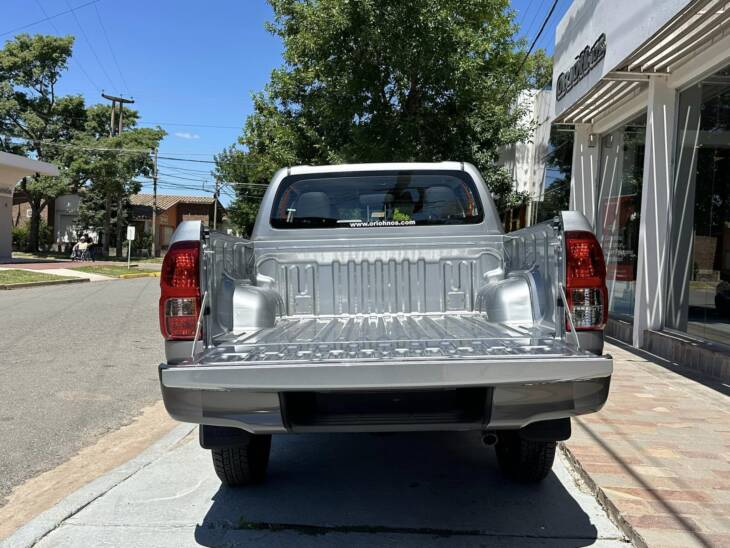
19, 427, 626, 547
0, 278, 164, 506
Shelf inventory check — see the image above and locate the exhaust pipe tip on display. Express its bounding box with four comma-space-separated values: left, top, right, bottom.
481, 432, 498, 447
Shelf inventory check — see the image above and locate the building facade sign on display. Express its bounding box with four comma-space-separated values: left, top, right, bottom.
556, 34, 607, 101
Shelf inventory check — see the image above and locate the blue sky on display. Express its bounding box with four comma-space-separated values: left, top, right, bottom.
2, 0, 570, 204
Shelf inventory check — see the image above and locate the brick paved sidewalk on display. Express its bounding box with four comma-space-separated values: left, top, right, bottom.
563, 341, 730, 548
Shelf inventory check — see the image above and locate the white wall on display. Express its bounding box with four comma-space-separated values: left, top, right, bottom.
553, 0, 690, 118
497, 89, 553, 210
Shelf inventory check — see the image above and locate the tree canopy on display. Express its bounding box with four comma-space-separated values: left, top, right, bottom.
218, 0, 552, 233
0, 34, 86, 250
0, 33, 164, 254
66, 104, 165, 255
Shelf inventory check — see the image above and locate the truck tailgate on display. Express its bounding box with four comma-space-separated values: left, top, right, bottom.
161, 314, 612, 391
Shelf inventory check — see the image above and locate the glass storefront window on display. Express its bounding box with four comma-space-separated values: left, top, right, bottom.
596, 114, 647, 319
667, 66, 730, 346
534, 127, 573, 224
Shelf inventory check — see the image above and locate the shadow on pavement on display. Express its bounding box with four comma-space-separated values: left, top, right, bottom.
194, 431, 599, 546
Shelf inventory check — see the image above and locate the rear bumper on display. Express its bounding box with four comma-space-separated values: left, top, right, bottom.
159, 356, 612, 433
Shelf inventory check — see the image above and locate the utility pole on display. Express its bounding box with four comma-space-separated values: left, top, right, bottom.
152, 147, 159, 257
213, 179, 220, 230
101, 93, 136, 257
101, 93, 135, 136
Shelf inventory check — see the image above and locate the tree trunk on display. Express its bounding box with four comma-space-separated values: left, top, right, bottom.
28, 200, 41, 252
103, 193, 112, 256
115, 196, 124, 258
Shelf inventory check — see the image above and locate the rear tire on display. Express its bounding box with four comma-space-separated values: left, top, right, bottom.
211, 434, 272, 486
496, 432, 556, 483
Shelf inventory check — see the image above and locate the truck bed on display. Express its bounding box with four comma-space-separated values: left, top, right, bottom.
197, 313, 585, 366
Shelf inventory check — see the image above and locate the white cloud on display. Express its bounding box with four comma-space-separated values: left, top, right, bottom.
174, 132, 200, 140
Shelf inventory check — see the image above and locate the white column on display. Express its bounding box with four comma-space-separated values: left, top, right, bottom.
632, 76, 677, 347
569, 124, 600, 228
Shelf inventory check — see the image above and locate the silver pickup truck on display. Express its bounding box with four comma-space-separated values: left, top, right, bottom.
158, 162, 612, 485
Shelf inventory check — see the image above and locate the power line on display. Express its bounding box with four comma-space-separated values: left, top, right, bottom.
158, 156, 217, 164
0, 0, 101, 38
3, 138, 218, 158
140, 121, 241, 129
30, 0, 102, 92
515, 0, 534, 29
158, 171, 212, 183
24, 140, 150, 154
223, 181, 270, 189
522, 0, 548, 42
93, 3, 130, 95
511, 0, 559, 92
63, 0, 117, 91
158, 163, 213, 174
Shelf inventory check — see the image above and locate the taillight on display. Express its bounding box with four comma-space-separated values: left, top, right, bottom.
564, 231, 607, 331
159, 241, 201, 340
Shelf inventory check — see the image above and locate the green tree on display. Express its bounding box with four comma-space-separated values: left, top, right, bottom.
66, 104, 165, 256
0, 34, 86, 251
525, 49, 553, 90
218, 0, 549, 230
214, 146, 265, 237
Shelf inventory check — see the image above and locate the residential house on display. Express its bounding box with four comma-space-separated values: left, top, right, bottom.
1, 152, 59, 259
129, 193, 224, 251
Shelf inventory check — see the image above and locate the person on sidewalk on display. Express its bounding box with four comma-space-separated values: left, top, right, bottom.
70, 240, 81, 261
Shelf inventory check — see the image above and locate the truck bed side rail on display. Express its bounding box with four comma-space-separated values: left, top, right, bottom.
502, 217, 564, 337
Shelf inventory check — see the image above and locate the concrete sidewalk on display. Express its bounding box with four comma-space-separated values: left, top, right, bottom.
563, 341, 730, 548
5, 429, 626, 547
30, 268, 112, 282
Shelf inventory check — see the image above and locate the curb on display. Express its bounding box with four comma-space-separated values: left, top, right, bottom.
0, 278, 89, 290
118, 272, 160, 279
559, 442, 647, 548
3, 423, 196, 548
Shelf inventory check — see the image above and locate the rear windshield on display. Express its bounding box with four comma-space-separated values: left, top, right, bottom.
270, 170, 483, 229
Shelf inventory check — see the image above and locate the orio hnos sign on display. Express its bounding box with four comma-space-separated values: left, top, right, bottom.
556, 33, 607, 101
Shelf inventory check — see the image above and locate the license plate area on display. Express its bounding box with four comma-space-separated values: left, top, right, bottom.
281, 387, 490, 429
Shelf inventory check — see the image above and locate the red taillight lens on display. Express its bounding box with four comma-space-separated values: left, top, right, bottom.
159, 241, 200, 340
565, 231, 607, 331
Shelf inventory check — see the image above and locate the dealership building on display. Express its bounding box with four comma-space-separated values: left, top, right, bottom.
545, 0, 730, 376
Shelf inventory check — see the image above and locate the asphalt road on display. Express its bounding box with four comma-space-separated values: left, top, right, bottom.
0, 278, 164, 505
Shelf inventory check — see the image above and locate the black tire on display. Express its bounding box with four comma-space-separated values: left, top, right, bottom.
211, 434, 272, 486
496, 432, 556, 483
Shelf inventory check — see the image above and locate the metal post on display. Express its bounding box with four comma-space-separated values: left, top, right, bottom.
152, 148, 158, 256
101, 93, 135, 136
127, 237, 132, 269
108, 100, 116, 136
213, 179, 220, 230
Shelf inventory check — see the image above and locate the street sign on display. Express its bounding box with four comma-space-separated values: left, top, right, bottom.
126, 226, 136, 241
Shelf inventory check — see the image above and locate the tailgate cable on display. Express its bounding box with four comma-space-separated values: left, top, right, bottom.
559, 284, 581, 351
191, 290, 209, 360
